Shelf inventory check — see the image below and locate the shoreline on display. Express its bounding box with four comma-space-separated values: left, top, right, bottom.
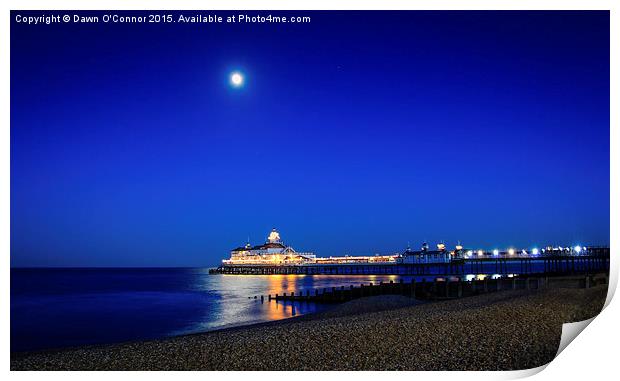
11, 285, 607, 371
11, 292, 424, 356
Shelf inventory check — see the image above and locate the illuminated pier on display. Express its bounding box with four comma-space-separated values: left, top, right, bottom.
213, 229, 609, 275
211, 255, 609, 275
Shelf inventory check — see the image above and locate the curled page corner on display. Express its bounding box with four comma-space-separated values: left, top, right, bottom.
604, 274, 616, 308
509, 320, 598, 381
510, 318, 599, 379
503, 363, 549, 379
555, 316, 596, 358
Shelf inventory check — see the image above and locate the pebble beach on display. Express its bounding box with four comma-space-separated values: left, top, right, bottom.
11, 285, 607, 371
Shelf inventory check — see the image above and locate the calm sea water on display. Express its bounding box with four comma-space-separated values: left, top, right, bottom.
11, 262, 550, 352
11, 268, 427, 352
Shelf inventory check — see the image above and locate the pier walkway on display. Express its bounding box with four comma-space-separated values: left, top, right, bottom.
210, 255, 609, 276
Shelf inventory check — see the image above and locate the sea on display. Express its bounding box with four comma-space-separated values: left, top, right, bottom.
10, 268, 418, 352
10, 264, 546, 352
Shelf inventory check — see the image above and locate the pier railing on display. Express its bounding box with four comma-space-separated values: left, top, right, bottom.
210, 254, 609, 276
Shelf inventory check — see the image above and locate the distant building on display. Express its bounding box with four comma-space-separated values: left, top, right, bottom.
399, 242, 454, 264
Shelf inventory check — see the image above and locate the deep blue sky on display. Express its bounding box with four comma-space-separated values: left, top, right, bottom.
11, 11, 609, 267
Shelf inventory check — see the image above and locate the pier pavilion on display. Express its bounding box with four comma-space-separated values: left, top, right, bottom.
224, 228, 316, 265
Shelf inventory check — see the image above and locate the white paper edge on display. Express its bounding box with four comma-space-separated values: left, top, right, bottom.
555, 317, 597, 357
492, 317, 598, 379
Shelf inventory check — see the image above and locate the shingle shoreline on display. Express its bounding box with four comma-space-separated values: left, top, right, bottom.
11, 285, 607, 371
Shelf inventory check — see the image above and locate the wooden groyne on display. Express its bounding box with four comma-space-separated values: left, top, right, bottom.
265, 273, 608, 304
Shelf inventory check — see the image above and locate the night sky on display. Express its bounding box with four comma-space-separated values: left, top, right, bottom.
11, 11, 610, 267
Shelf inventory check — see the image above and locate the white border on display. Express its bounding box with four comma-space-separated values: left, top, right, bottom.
3, 1, 617, 380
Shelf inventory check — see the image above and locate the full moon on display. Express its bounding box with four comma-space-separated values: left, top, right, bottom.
230, 72, 244, 87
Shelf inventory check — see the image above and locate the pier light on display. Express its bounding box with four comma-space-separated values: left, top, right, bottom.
493, 249, 499, 256
466, 250, 473, 257
574, 245, 582, 254
532, 248, 539, 255
508, 248, 515, 256
521, 249, 527, 255
477, 250, 484, 256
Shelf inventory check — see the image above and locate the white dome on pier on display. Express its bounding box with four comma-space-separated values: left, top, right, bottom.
267, 228, 282, 244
